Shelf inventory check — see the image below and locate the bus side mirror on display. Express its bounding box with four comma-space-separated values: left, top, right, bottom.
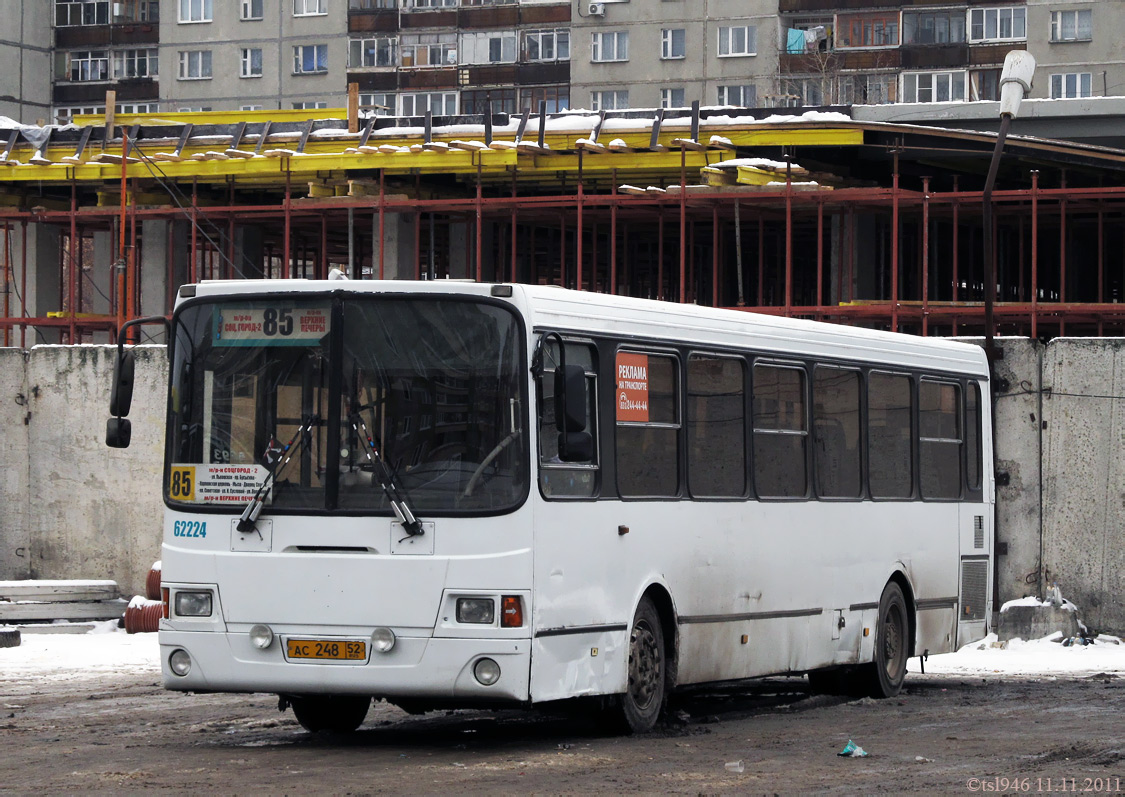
555, 363, 587, 433
109, 349, 136, 418
105, 417, 132, 449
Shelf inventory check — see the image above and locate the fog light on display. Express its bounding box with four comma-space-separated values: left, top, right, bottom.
457, 598, 495, 624
371, 627, 396, 653
249, 624, 274, 650
174, 590, 213, 617
473, 657, 500, 686
169, 648, 192, 676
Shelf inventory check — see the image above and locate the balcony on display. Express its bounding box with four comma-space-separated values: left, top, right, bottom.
55, 22, 158, 49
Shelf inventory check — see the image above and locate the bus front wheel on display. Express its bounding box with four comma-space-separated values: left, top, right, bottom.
865, 582, 909, 698
289, 695, 371, 733
611, 596, 666, 734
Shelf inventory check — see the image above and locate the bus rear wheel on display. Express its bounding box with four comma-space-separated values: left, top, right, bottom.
289, 695, 371, 733
865, 582, 909, 698
610, 597, 666, 734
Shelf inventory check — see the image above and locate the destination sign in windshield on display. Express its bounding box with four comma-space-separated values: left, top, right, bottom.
213, 305, 330, 346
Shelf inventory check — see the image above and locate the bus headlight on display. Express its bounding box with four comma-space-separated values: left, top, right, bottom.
457, 598, 495, 624
169, 649, 192, 676
473, 658, 501, 686
371, 627, 396, 653
174, 590, 213, 617
249, 624, 274, 650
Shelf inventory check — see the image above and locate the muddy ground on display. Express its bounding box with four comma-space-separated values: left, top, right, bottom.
1, 666, 1122, 794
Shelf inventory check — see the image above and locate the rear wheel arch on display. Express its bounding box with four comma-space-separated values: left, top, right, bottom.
887, 570, 917, 658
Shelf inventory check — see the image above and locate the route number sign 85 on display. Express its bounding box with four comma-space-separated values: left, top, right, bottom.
169, 466, 196, 501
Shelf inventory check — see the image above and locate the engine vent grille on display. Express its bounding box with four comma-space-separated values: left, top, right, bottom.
960, 559, 988, 622
974, 515, 984, 549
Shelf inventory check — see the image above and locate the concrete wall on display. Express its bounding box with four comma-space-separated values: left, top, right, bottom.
1, 336, 1124, 633
0, 345, 167, 597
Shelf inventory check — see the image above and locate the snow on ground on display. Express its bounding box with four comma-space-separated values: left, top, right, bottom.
0, 621, 159, 681
0, 625, 1122, 682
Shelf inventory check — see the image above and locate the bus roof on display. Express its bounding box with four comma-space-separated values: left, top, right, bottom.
185, 278, 989, 378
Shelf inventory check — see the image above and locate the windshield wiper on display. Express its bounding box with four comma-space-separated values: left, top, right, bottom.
236, 415, 318, 534
348, 406, 424, 537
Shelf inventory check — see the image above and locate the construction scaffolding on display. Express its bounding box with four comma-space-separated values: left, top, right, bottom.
4, 102, 1125, 346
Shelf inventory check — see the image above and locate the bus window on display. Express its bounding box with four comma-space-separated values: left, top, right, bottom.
813, 366, 862, 499
920, 380, 962, 499
752, 363, 807, 498
868, 371, 913, 498
687, 354, 746, 498
616, 352, 679, 497
538, 341, 598, 498
966, 381, 982, 492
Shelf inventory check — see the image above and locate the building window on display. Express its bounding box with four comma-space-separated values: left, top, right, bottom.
717, 84, 756, 106
350, 0, 397, 7
1050, 72, 1092, 98
117, 102, 158, 114
294, 0, 327, 15
177, 106, 212, 112
293, 44, 328, 74
968, 7, 1025, 42
241, 0, 263, 19
902, 70, 966, 103
400, 92, 458, 116
401, 34, 457, 67
780, 77, 826, 106
178, 50, 213, 79
462, 88, 516, 114
60, 50, 110, 82
661, 87, 685, 108
488, 33, 517, 63
591, 31, 628, 62
903, 10, 966, 44
520, 85, 569, 113
54, 105, 104, 124
661, 29, 685, 59
350, 37, 397, 67
359, 92, 396, 115
718, 25, 756, 56
241, 48, 264, 77
970, 69, 1000, 101
55, 0, 110, 26
524, 29, 569, 62
241, 104, 264, 111
840, 74, 897, 104
837, 13, 899, 48
114, 48, 158, 79
591, 90, 628, 110
411, 0, 457, 7
293, 101, 329, 109
179, 0, 212, 23
1050, 9, 1092, 42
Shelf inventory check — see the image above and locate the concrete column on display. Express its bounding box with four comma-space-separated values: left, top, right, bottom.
377, 212, 417, 281
140, 220, 169, 333
90, 230, 114, 318
171, 220, 190, 289
234, 224, 265, 280
448, 222, 469, 279
11, 221, 62, 343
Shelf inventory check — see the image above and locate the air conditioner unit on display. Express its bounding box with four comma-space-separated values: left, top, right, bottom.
588, 2, 605, 16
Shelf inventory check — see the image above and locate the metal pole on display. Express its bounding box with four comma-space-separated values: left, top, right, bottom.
982, 113, 1013, 356
922, 177, 930, 336
891, 150, 900, 333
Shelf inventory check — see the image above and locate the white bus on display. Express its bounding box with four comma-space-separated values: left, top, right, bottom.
106, 278, 993, 734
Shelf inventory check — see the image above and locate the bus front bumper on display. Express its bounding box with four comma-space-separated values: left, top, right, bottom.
159, 630, 530, 703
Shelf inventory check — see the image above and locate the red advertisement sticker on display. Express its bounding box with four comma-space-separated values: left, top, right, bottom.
616, 352, 650, 422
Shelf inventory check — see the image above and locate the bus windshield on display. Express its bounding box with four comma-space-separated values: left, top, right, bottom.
168, 295, 527, 516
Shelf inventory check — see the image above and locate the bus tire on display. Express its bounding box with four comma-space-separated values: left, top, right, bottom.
865, 582, 909, 698
611, 596, 667, 734
289, 695, 370, 733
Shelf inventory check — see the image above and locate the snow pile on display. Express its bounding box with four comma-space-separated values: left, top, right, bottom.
0, 621, 159, 681
922, 632, 1124, 676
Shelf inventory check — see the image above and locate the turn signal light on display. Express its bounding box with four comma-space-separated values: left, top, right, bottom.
161, 586, 169, 620
500, 595, 523, 628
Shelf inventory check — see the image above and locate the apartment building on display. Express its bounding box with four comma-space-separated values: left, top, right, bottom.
346, 0, 571, 118
9, 0, 1120, 127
